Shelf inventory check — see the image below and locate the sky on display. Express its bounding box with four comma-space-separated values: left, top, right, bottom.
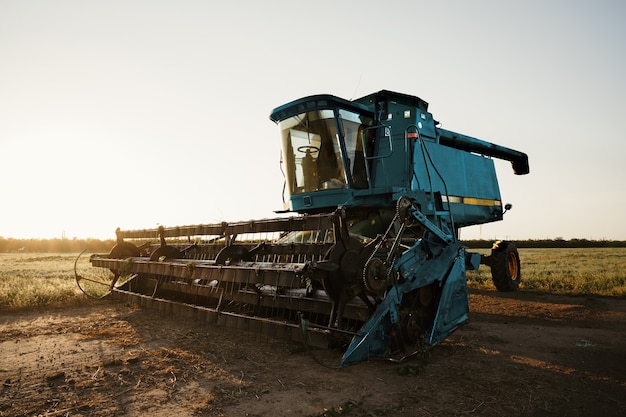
1, 0, 625, 241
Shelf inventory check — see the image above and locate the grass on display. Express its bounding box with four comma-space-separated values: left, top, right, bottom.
1, 248, 625, 312
0, 253, 98, 311
466, 247, 626, 297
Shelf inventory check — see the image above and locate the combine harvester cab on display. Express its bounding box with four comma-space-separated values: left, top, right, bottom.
77, 90, 529, 366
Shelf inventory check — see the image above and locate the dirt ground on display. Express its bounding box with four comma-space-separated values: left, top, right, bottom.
1, 289, 625, 417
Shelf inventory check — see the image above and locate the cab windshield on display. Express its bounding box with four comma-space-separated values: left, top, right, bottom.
278, 109, 373, 196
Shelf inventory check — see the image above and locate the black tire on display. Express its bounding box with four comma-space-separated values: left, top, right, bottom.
490, 241, 521, 291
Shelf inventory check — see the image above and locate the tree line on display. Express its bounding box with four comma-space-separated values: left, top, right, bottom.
463, 238, 626, 249
1, 236, 625, 253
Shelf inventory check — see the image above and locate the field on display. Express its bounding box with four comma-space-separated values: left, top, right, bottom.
1, 249, 625, 416
468, 247, 626, 296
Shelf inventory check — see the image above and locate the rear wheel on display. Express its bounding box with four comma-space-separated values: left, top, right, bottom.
490, 241, 521, 291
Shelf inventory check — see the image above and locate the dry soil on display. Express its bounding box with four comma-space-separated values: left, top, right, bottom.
1, 289, 625, 416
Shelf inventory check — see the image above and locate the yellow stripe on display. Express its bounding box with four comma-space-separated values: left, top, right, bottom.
461, 197, 502, 206
442, 195, 501, 207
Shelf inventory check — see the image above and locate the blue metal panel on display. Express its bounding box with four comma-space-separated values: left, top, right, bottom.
412, 141, 500, 199
411, 140, 503, 226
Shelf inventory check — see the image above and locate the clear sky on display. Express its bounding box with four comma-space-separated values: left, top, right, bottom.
1, 0, 625, 241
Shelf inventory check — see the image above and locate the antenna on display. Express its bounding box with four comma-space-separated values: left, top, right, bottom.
349, 74, 363, 101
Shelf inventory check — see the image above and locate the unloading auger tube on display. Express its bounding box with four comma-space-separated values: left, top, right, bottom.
76, 89, 528, 366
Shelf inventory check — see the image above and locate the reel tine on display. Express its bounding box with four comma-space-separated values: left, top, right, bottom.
74, 249, 112, 299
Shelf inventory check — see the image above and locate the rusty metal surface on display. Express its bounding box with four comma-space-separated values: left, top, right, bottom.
117, 213, 337, 240
90, 257, 310, 288
108, 286, 331, 349
123, 274, 370, 322
87, 209, 368, 347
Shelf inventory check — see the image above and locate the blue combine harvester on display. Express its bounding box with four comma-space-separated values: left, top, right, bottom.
79, 90, 529, 365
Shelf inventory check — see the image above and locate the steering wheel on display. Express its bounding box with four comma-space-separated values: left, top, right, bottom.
297, 145, 320, 155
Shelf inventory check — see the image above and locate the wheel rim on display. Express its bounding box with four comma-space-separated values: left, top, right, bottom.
507, 252, 519, 280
